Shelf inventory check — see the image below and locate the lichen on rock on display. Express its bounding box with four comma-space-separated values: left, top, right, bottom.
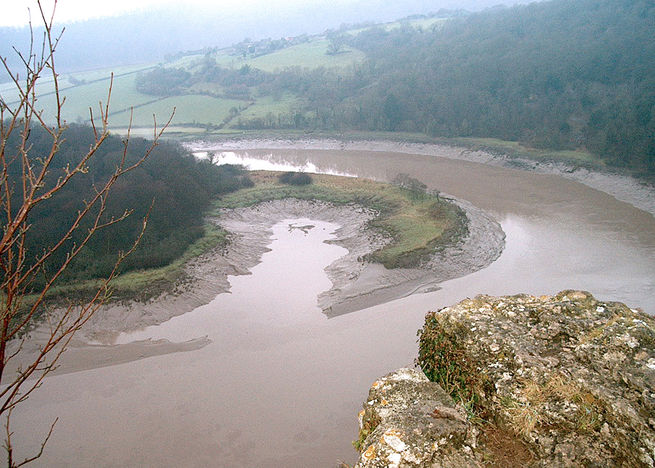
355, 291, 655, 467
354, 368, 478, 467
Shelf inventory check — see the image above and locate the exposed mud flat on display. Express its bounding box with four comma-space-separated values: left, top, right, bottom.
188, 138, 655, 217
81, 196, 503, 333
11, 196, 503, 376
217, 198, 504, 317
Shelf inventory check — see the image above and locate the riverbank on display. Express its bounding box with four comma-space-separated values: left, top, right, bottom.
10, 173, 504, 376
186, 136, 655, 218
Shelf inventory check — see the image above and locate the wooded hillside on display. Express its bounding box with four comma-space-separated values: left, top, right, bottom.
4, 125, 252, 289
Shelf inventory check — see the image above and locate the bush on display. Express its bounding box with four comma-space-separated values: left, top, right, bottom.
416, 310, 492, 416
278, 172, 312, 185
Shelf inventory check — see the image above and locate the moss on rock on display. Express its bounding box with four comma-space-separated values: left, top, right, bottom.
356, 291, 655, 467
414, 290, 655, 467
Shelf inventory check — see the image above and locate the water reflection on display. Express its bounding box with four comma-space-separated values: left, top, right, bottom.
193, 150, 357, 177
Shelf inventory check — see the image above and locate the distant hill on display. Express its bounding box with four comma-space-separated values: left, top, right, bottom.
0, 0, 536, 75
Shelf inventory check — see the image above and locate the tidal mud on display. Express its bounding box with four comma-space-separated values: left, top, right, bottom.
11, 196, 503, 376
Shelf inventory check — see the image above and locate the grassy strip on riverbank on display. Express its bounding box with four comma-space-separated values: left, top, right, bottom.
215, 171, 467, 269
25, 224, 230, 309
449, 137, 604, 169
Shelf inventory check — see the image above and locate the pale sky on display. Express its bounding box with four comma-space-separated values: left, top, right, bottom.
1, 0, 528, 27
2, 0, 262, 27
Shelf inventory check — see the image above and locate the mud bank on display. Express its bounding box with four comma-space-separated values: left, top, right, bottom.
187, 138, 655, 218
217, 198, 504, 317
12, 197, 503, 376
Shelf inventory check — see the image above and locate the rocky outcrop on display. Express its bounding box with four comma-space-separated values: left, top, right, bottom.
355, 291, 655, 467
354, 368, 478, 468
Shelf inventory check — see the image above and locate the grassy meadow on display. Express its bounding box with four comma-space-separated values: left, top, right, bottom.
235, 94, 301, 120
235, 40, 365, 72
106, 94, 245, 128
451, 137, 604, 169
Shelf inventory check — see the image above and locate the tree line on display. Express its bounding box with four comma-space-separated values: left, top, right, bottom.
4, 124, 252, 289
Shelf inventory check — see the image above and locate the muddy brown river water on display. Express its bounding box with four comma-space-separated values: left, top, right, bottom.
12, 147, 655, 467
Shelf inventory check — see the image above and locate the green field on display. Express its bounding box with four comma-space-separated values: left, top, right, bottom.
1, 64, 156, 118
169, 54, 205, 69
0, 75, 74, 104
205, 37, 366, 72
2, 66, 157, 126
242, 40, 365, 72
233, 94, 300, 121
345, 15, 448, 35
68, 63, 157, 81
213, 53, 241, 69
60, 73, 154, 124
106, 94, 244, 128
396, 17, 447, 30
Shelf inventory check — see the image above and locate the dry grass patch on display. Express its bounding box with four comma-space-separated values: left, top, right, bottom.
501, 372, 605, 439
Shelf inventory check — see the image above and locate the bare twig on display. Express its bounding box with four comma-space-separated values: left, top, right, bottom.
0, 1, 172, 466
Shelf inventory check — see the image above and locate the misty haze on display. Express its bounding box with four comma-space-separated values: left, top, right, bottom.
0, 0, 653, 467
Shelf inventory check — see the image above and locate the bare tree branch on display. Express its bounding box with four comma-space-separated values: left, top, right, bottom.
0, 2, 172, 465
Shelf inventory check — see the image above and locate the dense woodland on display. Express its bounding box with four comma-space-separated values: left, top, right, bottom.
138, 0, 654, 173
333, 0, 654, 171
5, 125, 252, 289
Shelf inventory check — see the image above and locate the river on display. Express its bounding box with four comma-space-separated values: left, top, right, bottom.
11, 147, 655, 467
